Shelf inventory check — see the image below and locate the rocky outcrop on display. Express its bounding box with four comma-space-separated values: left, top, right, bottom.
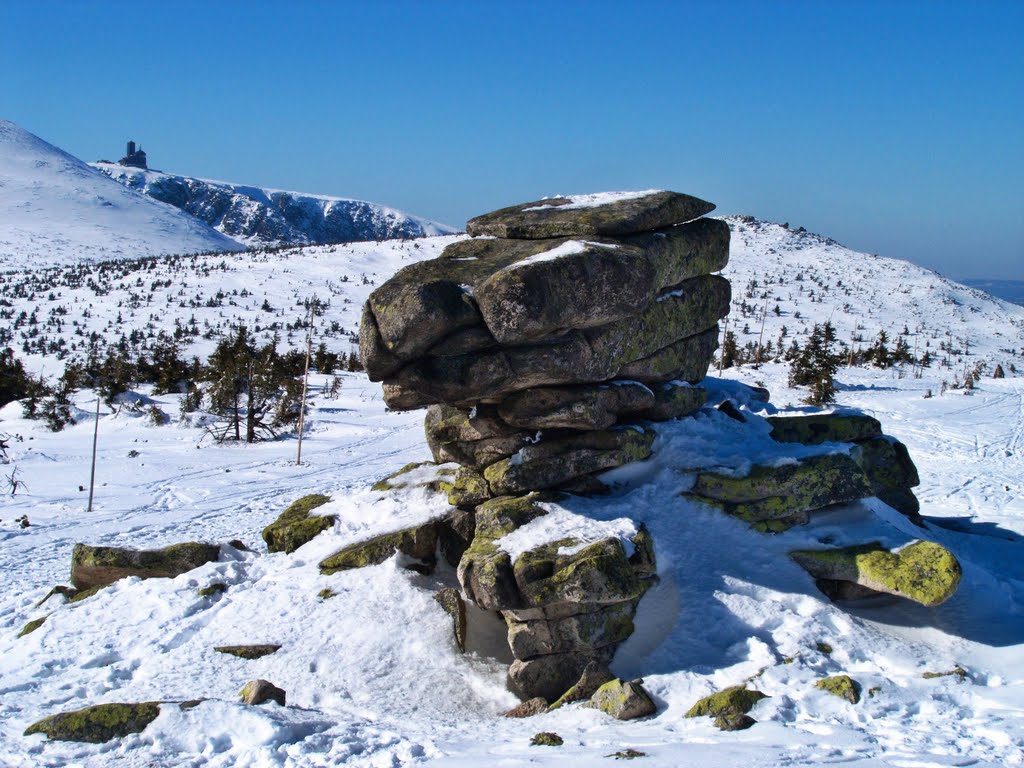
240, 679, 286, 706
70, 542, 221, 590
685, 411, 926, 530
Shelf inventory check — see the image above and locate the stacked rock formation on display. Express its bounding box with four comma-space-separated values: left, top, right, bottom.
356, 190, 730, 701
360, 190, 731, 498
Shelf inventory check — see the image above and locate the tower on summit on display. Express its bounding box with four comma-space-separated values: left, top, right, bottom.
119, 140, 148, 169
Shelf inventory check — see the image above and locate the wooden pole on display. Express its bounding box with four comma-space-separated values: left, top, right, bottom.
718, 316, 729, 375
754, 294, 768, 368
87, 394, 100, 513
296, 298, 315, 466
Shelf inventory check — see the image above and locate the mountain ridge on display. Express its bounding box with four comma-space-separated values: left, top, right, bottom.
93, 162, 458, 248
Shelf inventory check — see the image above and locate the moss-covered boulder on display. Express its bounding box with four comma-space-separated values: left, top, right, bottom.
214, 644, 281, 659
506, 599, 639, 658
790, 540, 961, 606
530, 731, 564, 746
766, 413, 882, 445
589, 678, 657, 720
465, 190, 715, 240
685, 685, 768, 718
815, 674, 860, 704
497, 381, 656, 431
370, 461, 453, 493
319, 522, 438, 574
685, 453, 873, 524
71, 541, 221, 590
714, 713, 757, 731
24, 702, 161, 743
440, 467, 491, 508
262, 494, 334, 554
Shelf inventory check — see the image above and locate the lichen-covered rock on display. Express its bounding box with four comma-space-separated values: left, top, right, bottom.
456, 495, 550, 610
214, 644, 281, 659
24, 702, 161, 743
497, 381, 656, 431
319, 522, 438, 574
790, 540, 961, 606
685, 686, 768, 718
440, 467, 491, 508
766, 413, 882, 445
685, 453, 873, 523
530, 731, 564, 746
614, 326, 720, 384
508, 648, 615, 701
465, 190, 715, 240
239, 679, 286, 706
589, 678, 657, 720
262, 494, 334, 554
434, 587, 467, 653
621, 216, 730, 289
71, 541, 221, 590
628, 524, 657, 578
512, 537, 649, 612
815, 674, 860, 704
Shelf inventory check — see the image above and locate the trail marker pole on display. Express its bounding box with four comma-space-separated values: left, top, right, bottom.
87, 394, 100, 513
296, 298, 315, 466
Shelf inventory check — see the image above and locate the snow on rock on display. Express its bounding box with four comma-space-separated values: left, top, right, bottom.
523, 189, 664, 211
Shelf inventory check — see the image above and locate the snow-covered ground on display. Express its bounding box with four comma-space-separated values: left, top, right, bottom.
0, 120, 243, 268
0, 360, 1021, 767
1, 208, 1022, 766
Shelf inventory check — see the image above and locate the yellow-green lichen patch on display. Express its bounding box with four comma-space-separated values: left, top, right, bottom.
607, 748, 647, 760
317, 588, 337, 600
370, 462, 449, 492
816, 642, 833, 655
261, 494, 334, 554
68, 585, 106, 603
24, 702, 161, 743
815, 674, 860, 704
319, 522, 438, 574
685, 685, 767, 718
18, 616, 47, 637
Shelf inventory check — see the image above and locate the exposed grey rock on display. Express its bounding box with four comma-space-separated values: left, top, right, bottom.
503, 697, 549, 718
465, 190, 715, 239
548, 661, 615, 709
767, 413, 882, 445
508, 647, 615, 701
497, 381, 655, 431
588, 678, 657, 720
636, 382, 706, 421
319, 522, 438, 574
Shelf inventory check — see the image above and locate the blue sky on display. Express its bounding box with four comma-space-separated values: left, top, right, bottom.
2, 0, 1021, 278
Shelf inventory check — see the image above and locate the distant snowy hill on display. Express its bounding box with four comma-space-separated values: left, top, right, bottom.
721, 216, 1024, 372
0, 120, 243, 268
93, 163, 458, 247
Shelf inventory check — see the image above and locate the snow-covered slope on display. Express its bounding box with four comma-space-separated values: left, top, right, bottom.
0, 120, 243, 267
1, 214, 1023, 766
721, 216, 1024, 372
94, 163, 458, 247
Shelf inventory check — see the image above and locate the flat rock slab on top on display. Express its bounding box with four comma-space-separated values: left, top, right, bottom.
465, 190, 715, 239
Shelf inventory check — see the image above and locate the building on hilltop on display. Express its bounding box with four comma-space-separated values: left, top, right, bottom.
118, 140, 148, 169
